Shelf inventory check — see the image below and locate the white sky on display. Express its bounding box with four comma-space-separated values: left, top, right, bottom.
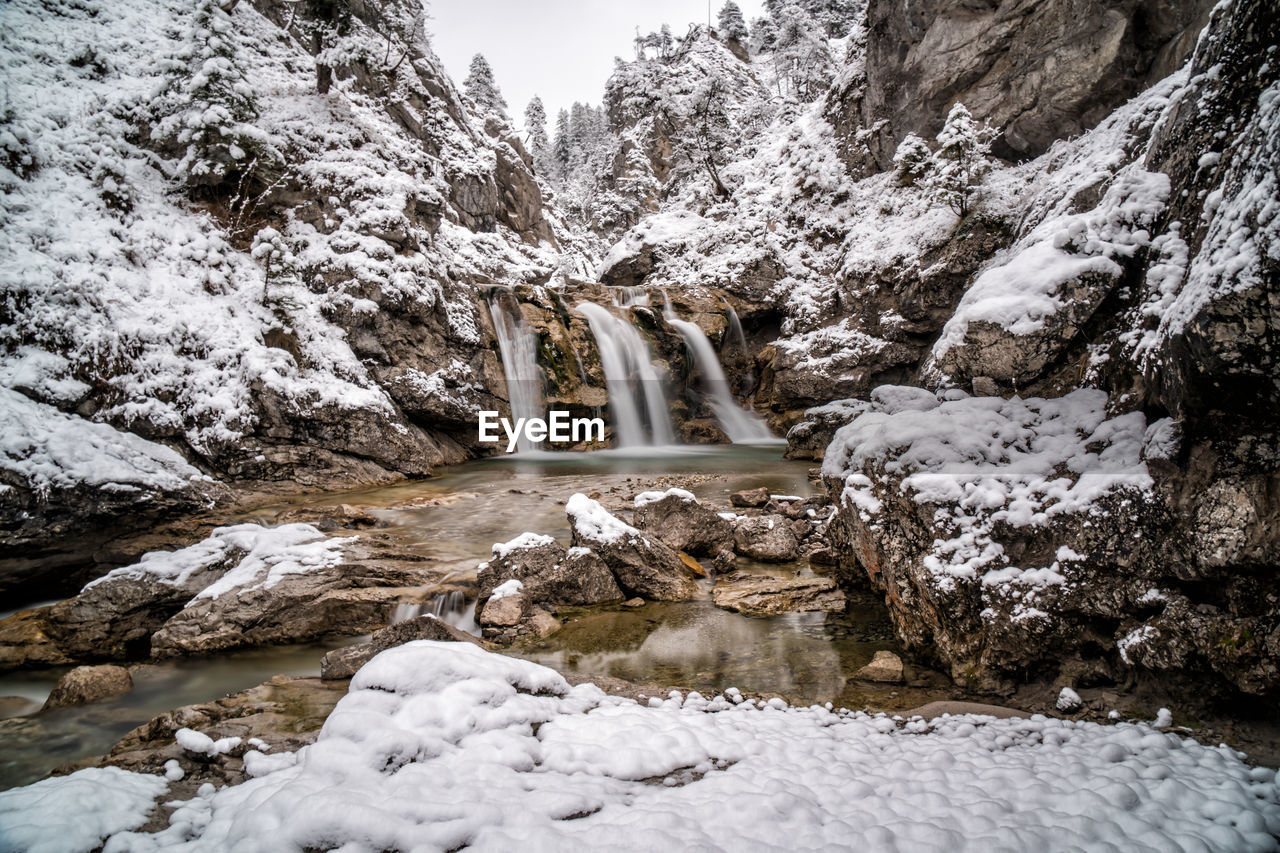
429, 0, 766, 128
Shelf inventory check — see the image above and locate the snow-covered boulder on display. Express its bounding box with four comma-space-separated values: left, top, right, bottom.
632, 489, 734, 557
565, 494, 698, 601
476, 532, 623, 611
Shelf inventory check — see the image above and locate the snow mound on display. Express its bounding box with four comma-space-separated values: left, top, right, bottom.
491, 532, 556, 559
633, 488, 697, 507
822, 387, 1152, 585
0, 766, 167, 853
84, 522, 353, 601
566, 493, 644, 545
0, 388, 205, 497
47, 641, 1280, 852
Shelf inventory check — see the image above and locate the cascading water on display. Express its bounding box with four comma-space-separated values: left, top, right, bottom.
723, 300, 748, 356
576, 302, 676, 447
393, 590, 478, 635
612, 286, 650, 308
664, 299, 775, 443
487, 292, 545, 453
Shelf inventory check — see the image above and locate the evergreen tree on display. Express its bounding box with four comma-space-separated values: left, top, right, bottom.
718, 3, 750, 43
552, 108, 572, 184
659, 24, 674, 58
524, 96, 550, 172
750, 16, 779, 52
927, 103, 998, 217
151, 0, 279, 192
892, 133, 932, 186
773, 4, 833, 101
463, 53, 507, 115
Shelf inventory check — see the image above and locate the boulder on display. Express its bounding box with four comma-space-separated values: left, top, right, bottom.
855, 651, 904, 684
477, 533, 622, 609
43, 665, 133, 709
526, 610, 561, 639
320, 615, 480, 680
565, 494, 698, 601
479, 593, 525, 628
712, 575, 846, 617
729, 488, 770, 508
632, 491, 734, 557
733, 515, 801, 562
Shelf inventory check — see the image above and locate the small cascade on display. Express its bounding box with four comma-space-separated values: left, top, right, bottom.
723, 300, 748, 356
663, 300, 775, 443
576, 302, 676, 447
393, 590, 479, 636
486, 292, 545, 453
612, 286, 650, 308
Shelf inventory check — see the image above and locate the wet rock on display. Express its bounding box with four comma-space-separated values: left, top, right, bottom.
712, 575, 846, 617
320, 615, 481, 680
43, 665, 133, 709
476, 535, 622, 610
733, 515, 801, 563
711, 550, 738, 575
479, 593, 525, 628
808, 547, 837, 568
855, 651, 904, 684
622, 598, 645, 608
566, 494, 698, 601
632, 492, 734, 557
729, 488, 770, 508
526, 610, 561, 639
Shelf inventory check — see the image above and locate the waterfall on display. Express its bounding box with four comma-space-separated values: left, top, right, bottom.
487, 292, 544, 453
393, 590, 478, 636
663, 301, 775, 443
612, 286, 650, 308
576, 302, 675, 447
723, 300, 748, 356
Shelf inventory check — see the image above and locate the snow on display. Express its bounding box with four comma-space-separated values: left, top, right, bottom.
822, 387, 1152, 587
84, 523, 353, 601
633, 488, 697, 507
1056, 687, 1083, 712
491, 532, 556, 559
174, 728, 241, 757
33, 641, 1279, 852
0, 766, 167, 853
566, 493, 645, 546
0, 388, 206, 498
489, 579, 524, 601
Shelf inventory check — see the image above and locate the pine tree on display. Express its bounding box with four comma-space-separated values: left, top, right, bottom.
773, 4, 833, 101
717, 3, 749, 43
892, 133, 932, 186
151, 0, 279, 192
552, 109, 572, 184
464, 53, 507, 115
524, 97, 551, 173
750, 16, 779, 52
659, 24, 674, 58
928, 103, 998, 217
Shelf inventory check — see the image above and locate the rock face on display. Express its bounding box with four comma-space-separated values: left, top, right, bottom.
733, 515, 801, 563
43, 665, 133, 709
565, 494, 699, 601
712, 575, 846, 617
320, 616, 480, 680
632, 492, 734, 557
836, 0, 1214, 173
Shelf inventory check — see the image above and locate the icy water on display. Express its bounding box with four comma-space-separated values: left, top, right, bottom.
0, 445, 952, 790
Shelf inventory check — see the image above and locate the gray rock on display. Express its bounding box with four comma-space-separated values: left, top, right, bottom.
712, 575, 846, 617
43, 665, 133, 709
733, 515, 801, 562
566, 495, 698, 601
632, 493, 734, 557
479, 593, 525, 628
319, 615, 480, 680
477, 537, 622, 609
855, 651, 904, 684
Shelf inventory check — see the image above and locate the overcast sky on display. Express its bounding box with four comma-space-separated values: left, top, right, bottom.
429, 0, 767, 128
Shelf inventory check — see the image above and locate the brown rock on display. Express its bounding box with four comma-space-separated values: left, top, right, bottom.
319, 615, 481, 680
856, 651, 905, 684
729, 487, 770, 508
526, 610, 561, 639
733, 515, 801, 562
43, 664, 133, 709
566, 495, 698, 601
712, 574, 846, 617
479, 593, 525, 628
633, 492, 735, 556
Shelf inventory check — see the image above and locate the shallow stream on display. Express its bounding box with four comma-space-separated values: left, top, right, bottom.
0, 445, 954, 790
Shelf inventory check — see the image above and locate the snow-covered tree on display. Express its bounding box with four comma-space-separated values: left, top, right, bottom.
552, 108, 572, 183
773, 4, 834, 101
524, 96, 550, 172
928, 102, 998, 217
750, 16, 779, 52
151, 0, 279, 193
718, 2, 750, 43
659, 24, 675, 58
464, 53, 507, 115
892, 133, 932, 186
